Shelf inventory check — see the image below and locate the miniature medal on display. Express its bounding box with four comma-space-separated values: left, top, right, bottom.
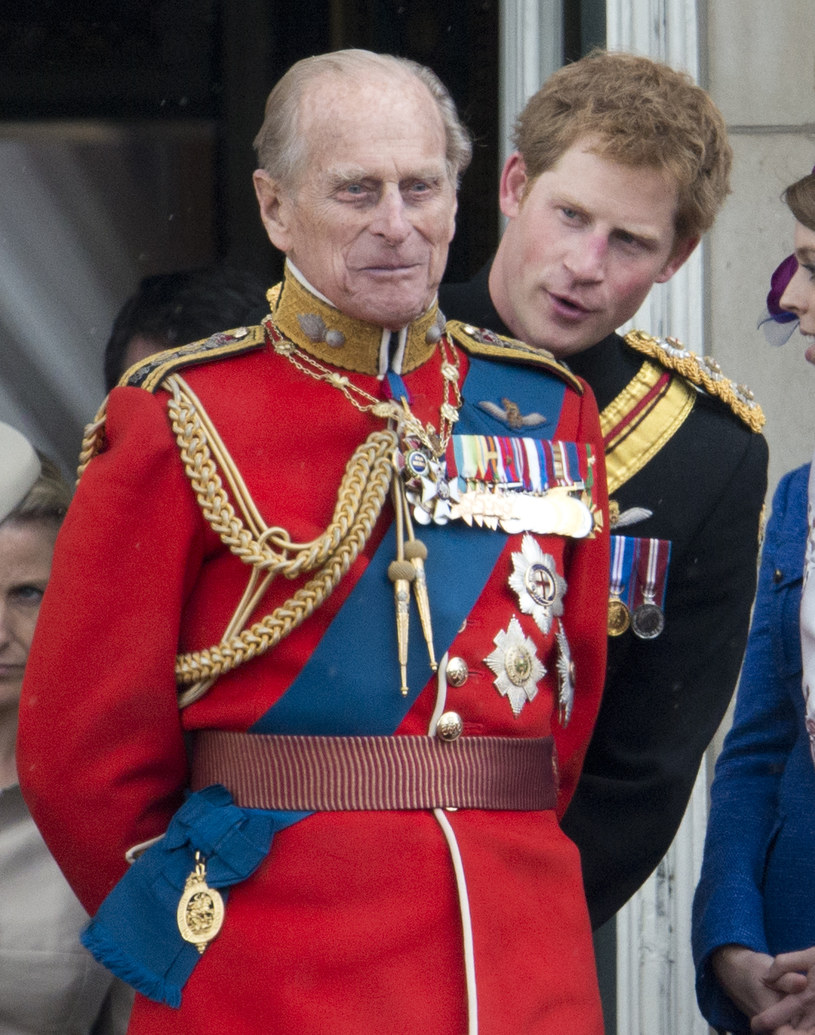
449, 487, 593, 537
607, 536, 631, 636
631, 538, 670, 640
484, 616, 546, 717
177, 852, 225, 954
559, 494, 595, 538
447, 435, 595, 538
607, 598, 631, 637
631, 597, 665, 639
508, 534, 566, 634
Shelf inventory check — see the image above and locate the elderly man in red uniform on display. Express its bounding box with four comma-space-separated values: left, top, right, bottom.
18, 51, 609, 1034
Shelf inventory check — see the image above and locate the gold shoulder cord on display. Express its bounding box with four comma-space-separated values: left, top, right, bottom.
77, 401, 109, 482
77, 376, 397, 708
167, 373, 396, 706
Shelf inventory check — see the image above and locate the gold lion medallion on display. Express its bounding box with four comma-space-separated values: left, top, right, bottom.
177, 852, 225, 954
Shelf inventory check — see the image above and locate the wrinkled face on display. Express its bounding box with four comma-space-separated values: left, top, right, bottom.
254, 71, 457, 330
0, 520, 56, 711
489, 141, 697, 357
780, 220, 815, 361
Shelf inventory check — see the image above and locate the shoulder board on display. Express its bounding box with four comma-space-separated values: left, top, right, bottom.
446, 319, 583, 394
120, 325, 266, 394
624, 329, 765, 432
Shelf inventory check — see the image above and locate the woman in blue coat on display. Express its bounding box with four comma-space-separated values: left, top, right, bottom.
693, 168, 815, 1034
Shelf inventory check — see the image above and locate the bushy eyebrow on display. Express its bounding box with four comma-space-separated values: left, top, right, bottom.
324, 164, 448, 189
325, 165, 368, 187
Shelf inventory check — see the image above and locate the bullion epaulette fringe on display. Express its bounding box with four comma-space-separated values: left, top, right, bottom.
624, 330, 765, 432
76, 325, 268, 481
446, 319, 583, 395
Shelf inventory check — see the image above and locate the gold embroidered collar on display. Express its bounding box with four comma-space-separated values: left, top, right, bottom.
269, 268, 444, 376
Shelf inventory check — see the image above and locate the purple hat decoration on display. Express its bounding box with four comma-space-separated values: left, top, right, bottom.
757, 165, 815, 346
758, 253, 799, 346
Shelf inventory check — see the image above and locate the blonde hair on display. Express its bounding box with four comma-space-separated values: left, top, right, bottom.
3, 454, 71, 529
513, 49, 732, 242
253, 49, 472, 190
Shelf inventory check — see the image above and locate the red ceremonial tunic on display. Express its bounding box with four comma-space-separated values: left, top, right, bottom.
18, 273, 609, 1034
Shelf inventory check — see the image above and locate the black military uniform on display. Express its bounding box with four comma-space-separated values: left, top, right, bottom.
440, 266, 768, 928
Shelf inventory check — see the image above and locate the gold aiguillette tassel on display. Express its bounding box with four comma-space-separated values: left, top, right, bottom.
389, 475, 415, 696
402, 503, 437, 671
388, 559, 414, 696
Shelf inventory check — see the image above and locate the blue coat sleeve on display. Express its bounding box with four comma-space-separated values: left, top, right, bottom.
692, 464, 809, 1032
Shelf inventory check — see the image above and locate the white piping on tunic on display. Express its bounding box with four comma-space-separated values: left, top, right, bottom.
428, 653, 478, 1035
427, 650, 450, 734
433, 809, 478, 1035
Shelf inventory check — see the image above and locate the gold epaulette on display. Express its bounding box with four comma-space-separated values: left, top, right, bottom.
119, 325, 267, 394
446, 319, 583, 395
624, 330, 765, 432
77, 325, 268, 481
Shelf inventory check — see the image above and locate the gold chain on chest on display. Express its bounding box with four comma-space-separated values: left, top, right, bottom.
264, 319, 462, 460
261, 323, 465, 694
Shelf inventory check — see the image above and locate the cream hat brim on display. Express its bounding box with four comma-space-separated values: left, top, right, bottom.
0, 423, 41, 524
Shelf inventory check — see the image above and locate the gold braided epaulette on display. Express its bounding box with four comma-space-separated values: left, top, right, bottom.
76, 325, 269, 481
445, 320, 583, 395
119, 324, 267, 394
624, 330, 766, 432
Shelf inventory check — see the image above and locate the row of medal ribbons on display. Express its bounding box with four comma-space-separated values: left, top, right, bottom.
607, 535, 672, 639
451, 435, 586, 492
444, 435, 595, 538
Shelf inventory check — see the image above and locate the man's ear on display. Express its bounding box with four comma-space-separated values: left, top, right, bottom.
498, 153, 529, 220
253, 169, 293, 253
655, 235, 700, 284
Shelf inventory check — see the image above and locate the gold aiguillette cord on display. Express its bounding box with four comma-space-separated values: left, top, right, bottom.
388, 473, 415, 696
402, 499, 437, 672
387, 459, 439, 696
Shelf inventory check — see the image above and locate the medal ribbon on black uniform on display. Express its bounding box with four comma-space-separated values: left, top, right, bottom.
607, 536, 633, 636
630, 538, 671, 639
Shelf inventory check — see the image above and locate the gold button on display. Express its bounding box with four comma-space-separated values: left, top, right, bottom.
436, 711, 463, 741
446, 656, 469, 687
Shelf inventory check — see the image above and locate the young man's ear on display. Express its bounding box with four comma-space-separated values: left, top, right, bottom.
253, 170, 294, 253
498, 153, 529, 220
655, 235, 700, 284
